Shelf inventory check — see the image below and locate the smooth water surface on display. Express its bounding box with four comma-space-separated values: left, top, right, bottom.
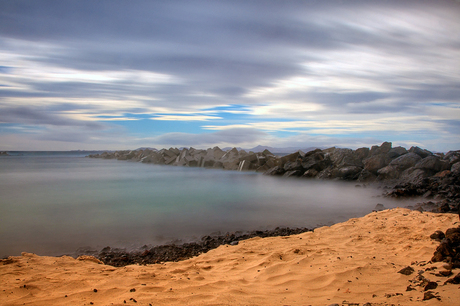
0, 153, 415, 257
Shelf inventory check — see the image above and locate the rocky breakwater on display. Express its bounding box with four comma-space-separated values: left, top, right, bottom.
88, 146, 277, 172
262, 141, 460, 214
88, 142, 460, 212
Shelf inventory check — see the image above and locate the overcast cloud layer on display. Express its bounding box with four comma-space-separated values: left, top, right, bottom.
1, 0, 459, 151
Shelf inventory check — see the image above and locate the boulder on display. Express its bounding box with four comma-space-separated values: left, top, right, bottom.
387, 146, 408, 159
354, 147, 370, 160
357, 169, 377, 182
363, 154, 388, 174
206, 146, 226, 160
262, 149, 274, 156
239, 153, 258, 164
301, 150, 331, 172
316, 167, 335, 180
278, 151, 301, 168
397, 266, 414, 275
264, 166, 284, 176
415, 156, 451, 175
399, 168, 428, 185
162, 148, 178, 159
451, 162, 460, 173
141, 151, 165, 164
223, 160, 240, 171
283, 170, 302, 177
444, 150, 460, 164
202, 159, 215, 168
329, 148, 363, 168
221, 147, 239, 160
370, 142, 392, 156
213, 161, 224, 169
164, 155, 177, 165
377, 165, 400, 180
409, 146, 432, 158
264, 156, 278, 168
336, 166, 362, 180
302, 168, 318, 178
284, 160, 304, 172
389, 152, 422, 171
255, 164, 271, 173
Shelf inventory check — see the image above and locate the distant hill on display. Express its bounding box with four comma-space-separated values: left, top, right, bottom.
133, 145, 323, 154
247, 145, 323, 154
221, 146, 244, 151
135, 147, 158, 151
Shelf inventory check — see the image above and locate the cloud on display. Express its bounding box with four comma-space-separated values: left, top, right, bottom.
148, 128, 268, 148
0, 0, 459, 151
0, 106, 106, 130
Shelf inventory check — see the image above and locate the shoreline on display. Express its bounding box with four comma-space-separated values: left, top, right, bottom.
2, 208, 459, 306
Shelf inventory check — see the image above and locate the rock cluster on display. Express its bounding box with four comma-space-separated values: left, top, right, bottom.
431, 226, 460, 271
88, 142, 460, 185
91, 227, 310, 267
262, 142, 459, 186
88, 147, 277, 172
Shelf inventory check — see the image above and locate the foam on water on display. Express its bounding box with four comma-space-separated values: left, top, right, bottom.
0, 154, 419, 257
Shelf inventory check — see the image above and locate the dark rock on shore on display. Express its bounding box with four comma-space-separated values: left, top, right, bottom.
88, 227, 311, 267
431, 226, 460, 269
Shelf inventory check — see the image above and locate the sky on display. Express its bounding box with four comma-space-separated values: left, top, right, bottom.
0, 0, 459, 152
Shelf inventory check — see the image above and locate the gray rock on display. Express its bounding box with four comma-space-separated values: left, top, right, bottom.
387, 146, 408, 159
302, 168, 318, 178
451, 162, 460, 173
444, 150, 460, 164
363, 154, 388, 174
301, 150, 331, 172
329, 148, 363, 168
213, 161, 224, 169
283, 160, 303, 172
164, 155, 177, 165
399, 168, 428, 184
278, 151, 301, 168
422, 291, 438, 301
237, 160, 250, 171
398, 266, 415, 275
255, 164, 271, 173
264, 166, 284, 176
283, 170, 302, 177
354, 147, 370, 160
357, 169, 377, 182
221, 147, 239, 160
389, 152, 422, 171
336, 166, 362, 180
374, 203, 385, 211
410, 146, 433, 158
206, 146, 226, 160
415, 156, 450, 175
377, 165, 400, 180
370, 141, 392, 156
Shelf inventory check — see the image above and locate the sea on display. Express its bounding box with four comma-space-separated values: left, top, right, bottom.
0, 151, 417, 258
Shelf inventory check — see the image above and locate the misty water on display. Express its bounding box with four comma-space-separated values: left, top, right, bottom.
0, 153, 419, 258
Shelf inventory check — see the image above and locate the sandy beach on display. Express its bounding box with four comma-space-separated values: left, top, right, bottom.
2, 208, 459, 306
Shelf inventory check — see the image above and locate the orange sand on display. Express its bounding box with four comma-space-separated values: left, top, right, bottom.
1, 208, 459, 306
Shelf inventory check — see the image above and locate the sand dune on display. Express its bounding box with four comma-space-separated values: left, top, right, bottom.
2, 208, 459, 306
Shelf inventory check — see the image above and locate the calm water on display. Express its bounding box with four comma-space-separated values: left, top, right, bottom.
0, 153, 415, 258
